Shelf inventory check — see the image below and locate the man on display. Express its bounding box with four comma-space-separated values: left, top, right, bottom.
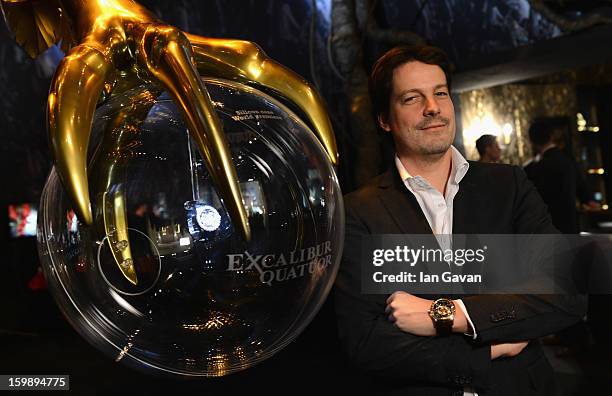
475, 134, 502, 163
334, 45, 586, 395
524, 118, 578, 234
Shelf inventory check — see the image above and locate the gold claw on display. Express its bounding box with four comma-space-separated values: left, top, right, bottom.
185, 35, 338, 165
134, 24, 251, 242
103, 189, 138, 285
48, 44, 113, 226
89, 92, 158, 286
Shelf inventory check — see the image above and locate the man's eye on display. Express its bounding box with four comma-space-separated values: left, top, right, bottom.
402, 96, 420, 104
435, 91, 449, 97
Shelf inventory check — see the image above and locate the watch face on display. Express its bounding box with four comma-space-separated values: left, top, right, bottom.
432, 299, 455, 320
196, 205, 222, 231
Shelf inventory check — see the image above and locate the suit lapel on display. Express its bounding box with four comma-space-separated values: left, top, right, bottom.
453, 167, 486, 294
376, 168, 432, 234
453, 164, 479, 234
376, 168, 453, 279
377, 161, 482, 235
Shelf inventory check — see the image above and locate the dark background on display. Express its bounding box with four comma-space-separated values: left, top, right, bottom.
1, 1, 612, 394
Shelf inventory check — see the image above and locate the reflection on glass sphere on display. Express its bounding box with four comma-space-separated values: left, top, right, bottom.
37, 78, 344, 377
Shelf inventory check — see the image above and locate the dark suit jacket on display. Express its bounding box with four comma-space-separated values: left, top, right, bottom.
334, 160, 587, 396
524, 147, 578, 234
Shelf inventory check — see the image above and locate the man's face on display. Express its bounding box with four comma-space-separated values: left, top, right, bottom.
379, 61, 455, 157
487, 141, 502, 162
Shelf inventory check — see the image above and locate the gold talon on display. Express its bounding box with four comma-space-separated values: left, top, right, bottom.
186, 35, 339, 165
48, 44, 114, 226
132, 24, 251, 241
103, 190, 138, 285
88, 90, 158, 286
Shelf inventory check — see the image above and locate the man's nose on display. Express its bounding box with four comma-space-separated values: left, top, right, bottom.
423, 96, 440, 116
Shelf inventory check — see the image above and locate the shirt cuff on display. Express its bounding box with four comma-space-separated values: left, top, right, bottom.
455, 299, 477, 340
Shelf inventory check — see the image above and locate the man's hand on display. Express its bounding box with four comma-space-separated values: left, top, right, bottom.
490, 341, 529, 360
385, 292, 470, 336
386, 292, 436, 336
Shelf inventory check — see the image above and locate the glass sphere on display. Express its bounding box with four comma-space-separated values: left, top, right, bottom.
37, 78, 344, 377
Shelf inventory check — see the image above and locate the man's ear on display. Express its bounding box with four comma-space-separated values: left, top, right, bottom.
378, 114, 391, 132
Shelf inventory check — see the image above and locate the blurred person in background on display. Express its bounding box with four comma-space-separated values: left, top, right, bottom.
475, 134, 502, 163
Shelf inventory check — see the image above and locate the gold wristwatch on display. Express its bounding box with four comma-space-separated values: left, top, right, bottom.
428, 298, 455, 336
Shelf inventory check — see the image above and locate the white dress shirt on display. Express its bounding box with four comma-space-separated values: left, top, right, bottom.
395, 146, 479, 396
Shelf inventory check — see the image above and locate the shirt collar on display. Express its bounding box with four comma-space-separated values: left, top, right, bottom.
395, 145, 470, 185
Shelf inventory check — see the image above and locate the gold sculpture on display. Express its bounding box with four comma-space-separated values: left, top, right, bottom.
1, 0, 338, 285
